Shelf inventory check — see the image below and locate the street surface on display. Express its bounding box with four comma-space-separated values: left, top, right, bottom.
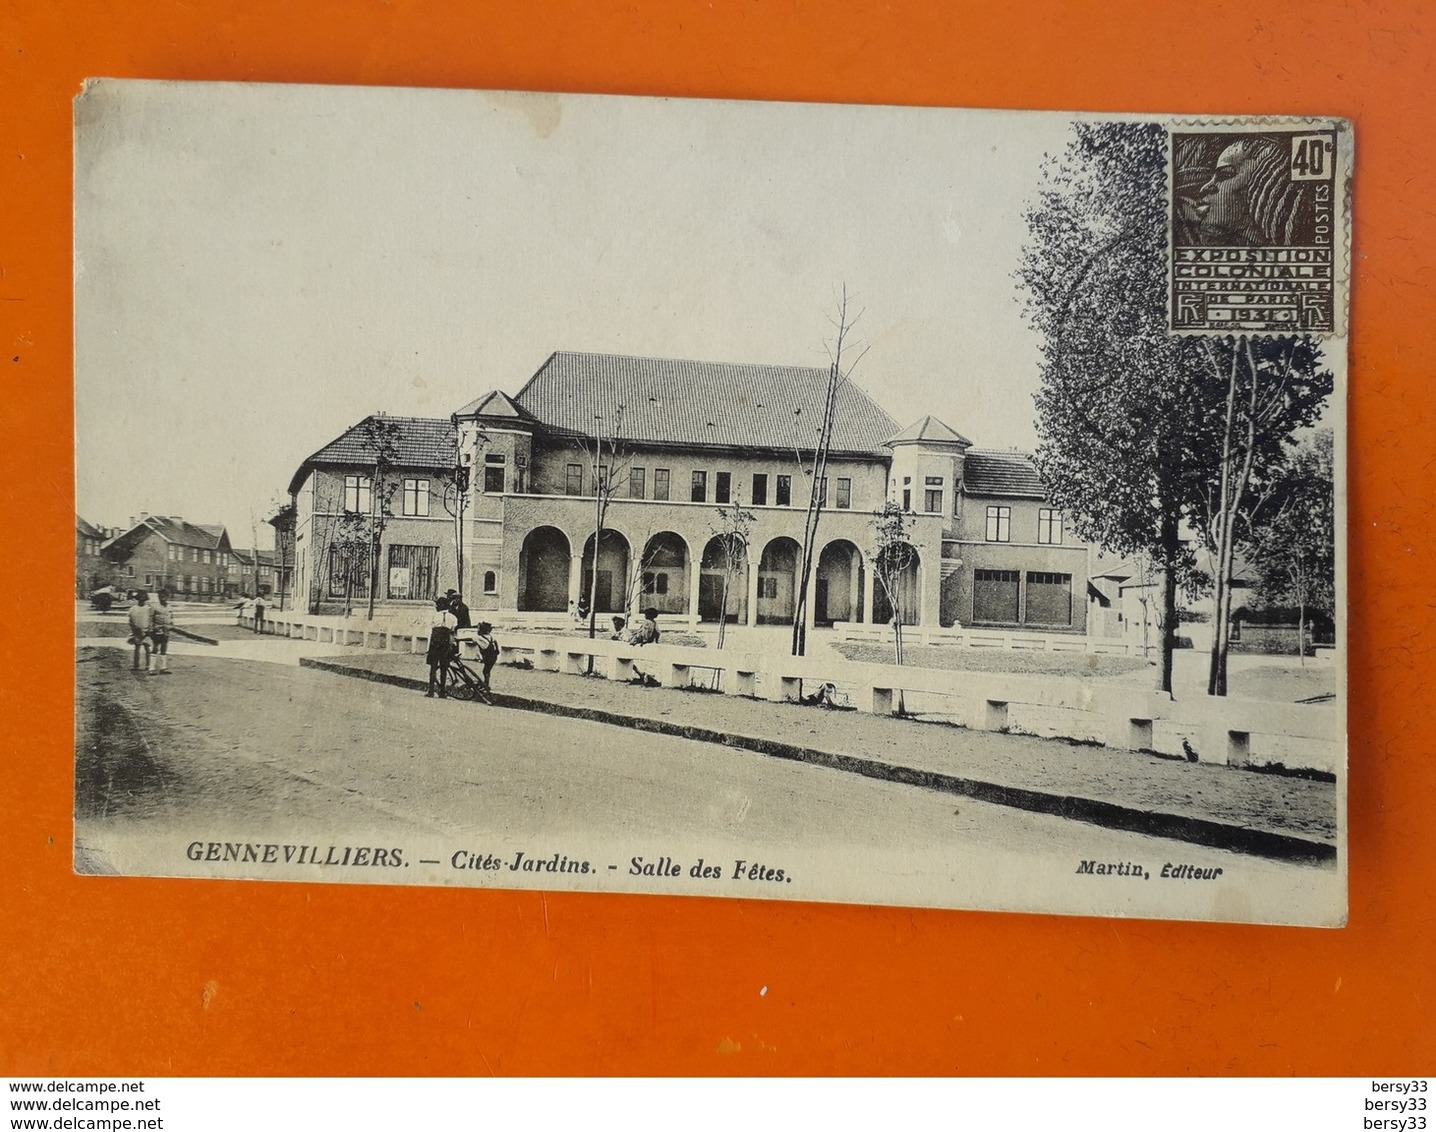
74, 637, 1340, 923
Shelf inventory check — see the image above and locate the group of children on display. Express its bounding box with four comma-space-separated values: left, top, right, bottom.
125, 591, 174, 675
425, 590, 499, 699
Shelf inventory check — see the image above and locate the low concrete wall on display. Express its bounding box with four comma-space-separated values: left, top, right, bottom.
251, 612, 1339, 773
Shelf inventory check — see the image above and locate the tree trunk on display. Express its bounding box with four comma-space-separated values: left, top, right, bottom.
1157, 509, 1179, 695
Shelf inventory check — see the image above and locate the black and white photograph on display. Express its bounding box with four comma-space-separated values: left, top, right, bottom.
73, 81, 1348, 924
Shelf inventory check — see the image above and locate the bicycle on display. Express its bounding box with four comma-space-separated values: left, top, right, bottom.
444, 652, 494, 705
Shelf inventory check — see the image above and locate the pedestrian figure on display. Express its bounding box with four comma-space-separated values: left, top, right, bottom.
127, 591, 153, 671
253, 591, 267, 633
235, 595, 249, 626
149, 591, 173, 675
425, 598, 458, 698
472, 621, 500, 691
609, 614, 627, 640
445, 589, 472, 630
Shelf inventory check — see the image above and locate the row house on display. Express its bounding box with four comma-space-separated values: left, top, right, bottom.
231, 548, 286, 598
100, 515, 234, 600
76, 515, 112, 596
286, 352, 1090, 632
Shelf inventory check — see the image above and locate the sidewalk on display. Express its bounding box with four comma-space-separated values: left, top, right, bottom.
303, 651, 1339, 863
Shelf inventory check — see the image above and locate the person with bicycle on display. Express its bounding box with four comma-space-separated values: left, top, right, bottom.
425, 597, 458, 698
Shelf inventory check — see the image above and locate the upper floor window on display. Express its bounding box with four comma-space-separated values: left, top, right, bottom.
925, 476, 944, 514
836, 478, 852, 509
483, 454, 505, 494
776, 475, 792, 507
566, 464, 583, 496
818, 477, 828, 506
985, 505, 1011, 542
629, 468, 646, 500
344, 474, 372, 513
654, 469, 671, 501
402, 478, 430, 516
715, 471, 731, 505
752, 473, 768, 506
691, 471, 708, 503
1038, 508, 1064, 545
202, 549, 212, 564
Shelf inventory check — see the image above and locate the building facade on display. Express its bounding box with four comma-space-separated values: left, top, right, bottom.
100, 515, 234, 599
287, 352, 1090, 632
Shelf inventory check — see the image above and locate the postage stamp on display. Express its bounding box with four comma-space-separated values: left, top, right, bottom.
73, 83, 1349, 925
1169, 122, 1352, 335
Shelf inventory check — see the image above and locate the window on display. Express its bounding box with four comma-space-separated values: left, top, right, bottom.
642, 571, 670, 595
1038, 508, 1064, 545
1025, 571, 1073, 626
902, 489, 911, 511
752, 473, 768, 506
836, 478, 852, 509
386, 544, 439, 601
344, 475, 372, 513
715, 471, 731, 504
759, 577, 779, 600
654, 469, 671, 501
985, 505, 1011, 542
402, 478, 430, 516
483, 454, 505, 495
691, 471, 708, 503
202, 549, 211, 564
596, 465, 612, 496
483, 570, 498, 595
144, 574, 154, 587
818, 477, 828, 506
776, 475, 792, 506
566, 464, 583, 496
328, 546, 371, 600
925, 477, 944, 514
973, 568, 1020, 624
629, 468, 646, 500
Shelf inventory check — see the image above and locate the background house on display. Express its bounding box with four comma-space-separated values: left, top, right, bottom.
76, 515, 112, 596
100, 515, 234, 600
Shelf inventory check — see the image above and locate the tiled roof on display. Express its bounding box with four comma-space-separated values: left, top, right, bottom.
885, 415, 972, 447
289, 415, 456, 492
513, 351, 900, 456
234, 548, 279, 567
103, 516, 231, 558
453, 389, 536, 422
76, 515, 104, 539
961, 449, 1048, 499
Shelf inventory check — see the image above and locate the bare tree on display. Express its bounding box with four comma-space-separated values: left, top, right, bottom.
871, 501, 918, 667
709, 497, 756, 651
790, 284, 869, 657
360, 415, 404, 621
574, 404, 632, 641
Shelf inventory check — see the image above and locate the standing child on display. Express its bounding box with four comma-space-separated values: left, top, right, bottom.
148, 592, 173, 675
127, 592, 153, 672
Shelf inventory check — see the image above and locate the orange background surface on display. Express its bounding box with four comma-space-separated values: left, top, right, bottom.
3, 1, 1432, 1075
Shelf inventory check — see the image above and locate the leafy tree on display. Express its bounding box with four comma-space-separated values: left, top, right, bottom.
1249, 429, 1336, 665
1018, 122, 1332, 696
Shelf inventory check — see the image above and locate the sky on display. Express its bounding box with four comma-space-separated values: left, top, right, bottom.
75, 80, 1081, 549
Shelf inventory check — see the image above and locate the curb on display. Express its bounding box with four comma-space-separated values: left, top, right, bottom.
172, 626, 221, 646
299, 657, 1337, 865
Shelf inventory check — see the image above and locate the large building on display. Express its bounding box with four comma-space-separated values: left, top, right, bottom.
100, 515, 235, 600
286, 352, 1090, 631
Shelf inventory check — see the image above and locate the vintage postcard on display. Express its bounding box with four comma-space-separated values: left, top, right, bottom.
74, 81, 1349, 925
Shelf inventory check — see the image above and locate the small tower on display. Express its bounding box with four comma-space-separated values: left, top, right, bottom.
451, 390, 538, 607
882, 415, 972, 533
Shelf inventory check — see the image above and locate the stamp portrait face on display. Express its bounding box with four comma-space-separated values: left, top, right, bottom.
1170, 126, 1346, 335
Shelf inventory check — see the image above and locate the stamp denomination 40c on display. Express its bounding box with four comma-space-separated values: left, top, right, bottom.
1170, 122, 1351, 336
